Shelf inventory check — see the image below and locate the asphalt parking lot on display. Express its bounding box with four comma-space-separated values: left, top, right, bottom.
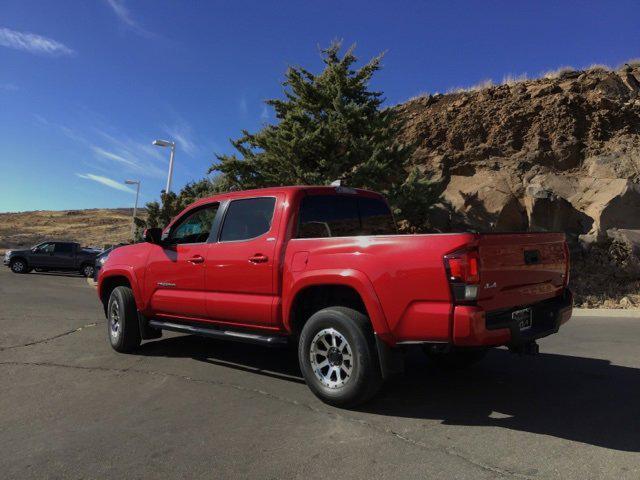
1, 267, 639, 479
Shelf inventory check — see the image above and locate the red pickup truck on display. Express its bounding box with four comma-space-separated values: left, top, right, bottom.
97, 185, 572, 406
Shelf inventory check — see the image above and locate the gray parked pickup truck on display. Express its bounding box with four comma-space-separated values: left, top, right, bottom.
3, 241, 99, 277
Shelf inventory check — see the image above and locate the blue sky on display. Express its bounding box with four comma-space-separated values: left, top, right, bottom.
1, 0, 639, 212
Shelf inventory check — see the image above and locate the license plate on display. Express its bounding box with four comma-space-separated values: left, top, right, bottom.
512, 308, 533, 331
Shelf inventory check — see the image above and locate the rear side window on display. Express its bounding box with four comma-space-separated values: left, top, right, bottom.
54, 243, 73, 254
298, 195, 396, 238
220, 197, 276, 242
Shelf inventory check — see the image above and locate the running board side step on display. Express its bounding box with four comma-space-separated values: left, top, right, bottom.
148, 319, 288, 347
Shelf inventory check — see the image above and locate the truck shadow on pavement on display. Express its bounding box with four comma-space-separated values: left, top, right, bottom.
138, 337, 640, 452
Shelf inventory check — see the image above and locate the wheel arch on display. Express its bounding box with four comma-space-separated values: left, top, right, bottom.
10, 255, 28, 266
99, 268, 140, 317
284, 270, 389, 337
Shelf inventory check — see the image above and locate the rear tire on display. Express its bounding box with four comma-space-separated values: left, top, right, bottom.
423, 347, 488, 370
10, 259, 28, 274
298, 307, 383, 408
107, 286, 141, 353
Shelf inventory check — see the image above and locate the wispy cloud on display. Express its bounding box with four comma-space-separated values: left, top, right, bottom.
239, 96, 248, 116
104, 0, 155, 38
162, 120, 198, 156
0, 83, 18, 91
92, 129, 167, 179
91, 146, 139, 168
35, 113, 167, 179
33, 114, 86, 143
76, 173, 135, 193
260, 105, 269, 122
0, 27, 74, 56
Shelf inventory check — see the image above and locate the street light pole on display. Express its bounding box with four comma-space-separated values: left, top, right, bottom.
166, 143, 175, 193
152, 139, 176, 194
125, 180, 141, 239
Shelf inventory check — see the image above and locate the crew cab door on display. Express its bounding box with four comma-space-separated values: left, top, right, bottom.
52, 243, 76, 268
29, 242, 56, 268
144, 202, 220, 319
205, 196, 281, 327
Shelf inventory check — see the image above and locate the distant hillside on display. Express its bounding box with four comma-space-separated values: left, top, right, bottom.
0, 208, 146, 251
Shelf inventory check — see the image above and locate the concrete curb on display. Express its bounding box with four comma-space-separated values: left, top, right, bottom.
572, 308, 640, 318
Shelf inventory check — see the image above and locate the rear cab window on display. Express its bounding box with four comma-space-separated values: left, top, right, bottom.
297, 194, 396, 238
54, 243, 74, 254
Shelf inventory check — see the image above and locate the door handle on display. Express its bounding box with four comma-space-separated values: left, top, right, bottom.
248, 254, 268, 264
188, 255, 205, 264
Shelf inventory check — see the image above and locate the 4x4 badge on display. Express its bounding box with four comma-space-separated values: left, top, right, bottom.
485, 282, 497, 289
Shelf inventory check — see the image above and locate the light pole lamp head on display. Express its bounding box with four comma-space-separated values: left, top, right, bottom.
124, 180, 140, 185
152, 139, 174, 148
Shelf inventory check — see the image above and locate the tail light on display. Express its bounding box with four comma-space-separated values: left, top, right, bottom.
562, 242, 570, 286
444, 248, 480, 303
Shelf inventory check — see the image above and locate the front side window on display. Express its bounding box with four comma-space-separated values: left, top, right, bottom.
37, 243, 54, 253
298, 195, 396, 238
168, 203, 219, 244
220, 197, 276, 242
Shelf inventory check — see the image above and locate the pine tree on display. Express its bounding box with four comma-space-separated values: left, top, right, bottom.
211, 42, 438, 230
143, 178, 224, 230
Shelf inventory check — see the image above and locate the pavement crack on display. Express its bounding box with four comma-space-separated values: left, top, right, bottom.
0, 322, 100, 351
0, 360, 532, 479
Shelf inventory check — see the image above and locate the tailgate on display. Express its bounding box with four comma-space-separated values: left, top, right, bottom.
477, 233, 568, 311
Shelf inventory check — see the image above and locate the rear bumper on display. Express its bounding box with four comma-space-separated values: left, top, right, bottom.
453, 289, 573, 347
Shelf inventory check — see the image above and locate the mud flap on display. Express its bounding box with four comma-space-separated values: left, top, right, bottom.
138, 312, 162, 340
375, 334, 404, 379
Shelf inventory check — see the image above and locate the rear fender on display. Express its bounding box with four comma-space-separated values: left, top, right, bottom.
284, 269, 390, 336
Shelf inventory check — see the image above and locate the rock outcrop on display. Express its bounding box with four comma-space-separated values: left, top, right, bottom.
396, 64, 640, 240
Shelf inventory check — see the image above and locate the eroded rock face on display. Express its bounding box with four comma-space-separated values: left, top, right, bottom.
396, 65, 640, 242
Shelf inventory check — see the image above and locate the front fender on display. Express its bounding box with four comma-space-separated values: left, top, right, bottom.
283, 268, 390, 336
98, 265, 144, 309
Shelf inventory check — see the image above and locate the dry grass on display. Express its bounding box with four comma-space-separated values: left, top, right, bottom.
585, 63, 611, 73
447, 79, 494, 94
542, 66, 576, 79
0, 208, 146, 251
501, 73, 528, 85
622, 58, 640, 68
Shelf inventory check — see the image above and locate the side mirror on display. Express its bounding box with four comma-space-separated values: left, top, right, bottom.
143, 228, 163, 244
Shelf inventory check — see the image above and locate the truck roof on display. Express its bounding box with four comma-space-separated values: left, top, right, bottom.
188, 185, 383, 209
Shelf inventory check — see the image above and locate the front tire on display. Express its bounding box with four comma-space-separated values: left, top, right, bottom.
298, 307, 382, 408
10, 259, 28, 274
81, 264, 95, 277
107, 286, 141, 353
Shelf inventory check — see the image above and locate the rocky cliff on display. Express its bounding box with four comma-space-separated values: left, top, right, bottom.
397, 63, 640, 307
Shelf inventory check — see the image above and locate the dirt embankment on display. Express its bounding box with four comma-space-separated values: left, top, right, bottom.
0, 208, 145, 252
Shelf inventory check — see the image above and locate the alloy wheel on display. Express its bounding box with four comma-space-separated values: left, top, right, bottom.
309, 328, 354, 389
109, 301, 121, 342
